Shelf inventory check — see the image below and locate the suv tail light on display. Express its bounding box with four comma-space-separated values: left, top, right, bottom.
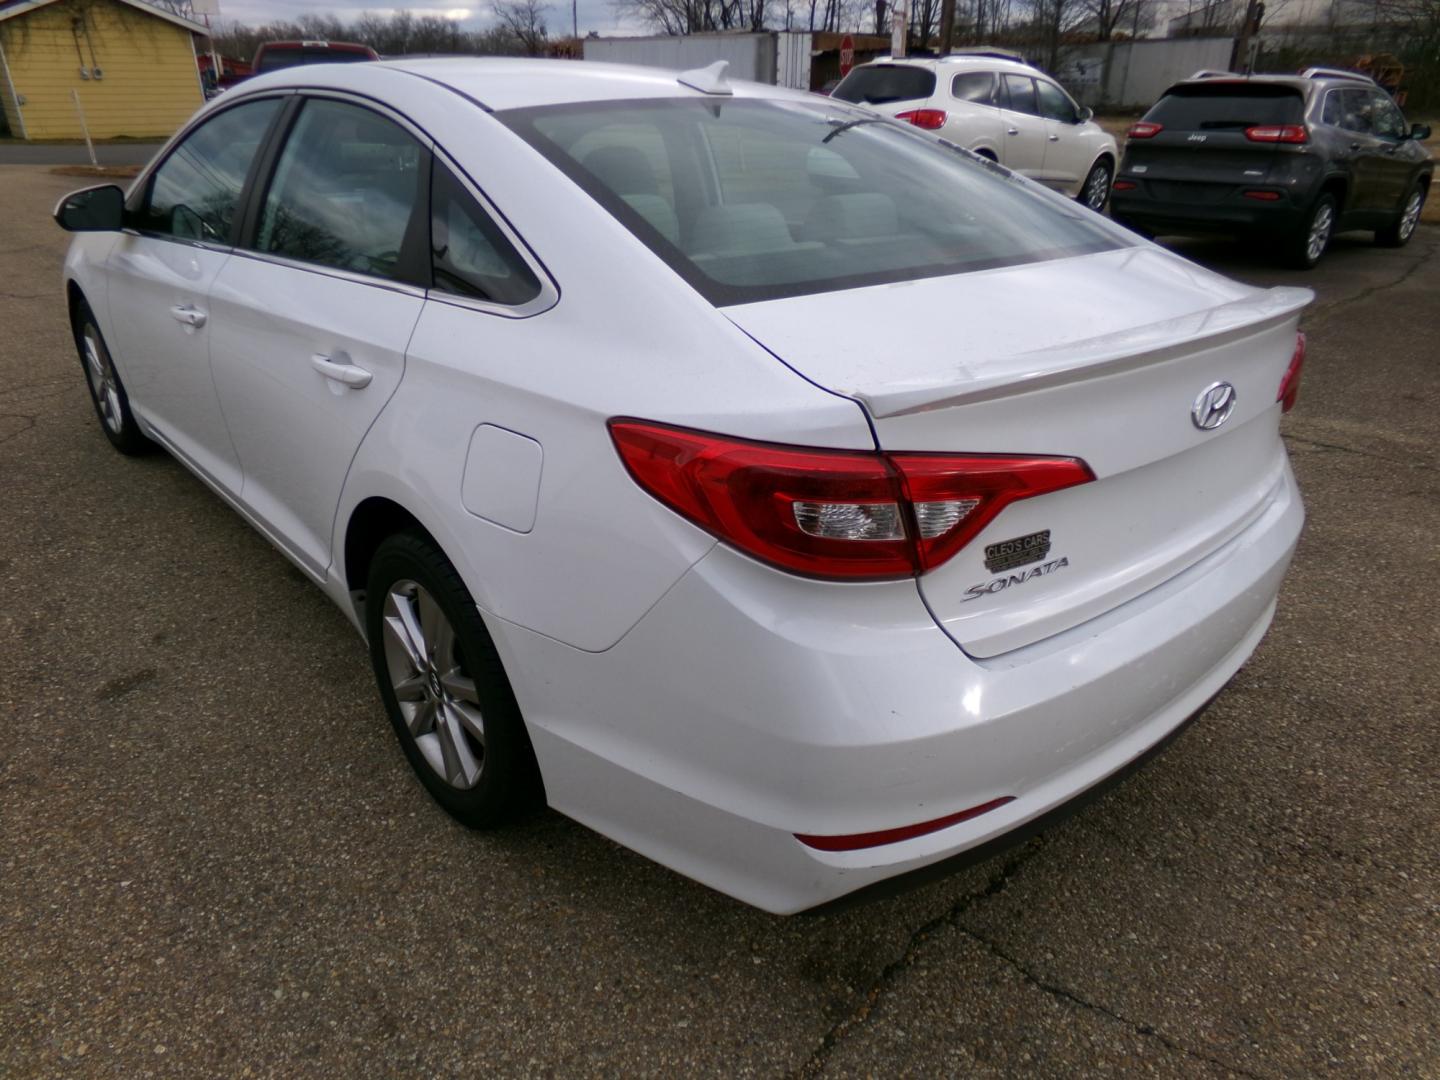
1127, 121, 1163, 138
609, 420, 1094, 581
1277, 332, 1306, 412
895, 108, 947, 130
1245, 124, 1307, 143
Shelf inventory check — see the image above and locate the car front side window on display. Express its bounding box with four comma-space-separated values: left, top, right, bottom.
1369, 91, 1408, 139
139, 98, 281, 244
255, 98, 426, 283
1036, 80, 1079, 123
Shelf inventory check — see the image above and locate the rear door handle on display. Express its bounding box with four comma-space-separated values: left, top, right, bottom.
1048, 133, 1060, 142
170, 304, 206, 328
1007, 127, 1020, 135
311, 354, 373, 389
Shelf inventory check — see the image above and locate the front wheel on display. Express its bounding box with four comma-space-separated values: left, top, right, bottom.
1284, 193, 1336, 270
1376, 183, 1425, 247
365, 531, 543, 827
73, 300, 151, 455
1078, 158, 1113, 212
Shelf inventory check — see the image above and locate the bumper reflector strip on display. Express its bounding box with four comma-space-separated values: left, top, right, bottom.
795, 796, 1016, 851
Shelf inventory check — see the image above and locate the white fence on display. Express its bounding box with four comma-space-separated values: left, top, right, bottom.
583, 32, 814, 90
1055, 37, 1235, 109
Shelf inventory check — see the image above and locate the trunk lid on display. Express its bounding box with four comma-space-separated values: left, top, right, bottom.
724, 246, 1311, 657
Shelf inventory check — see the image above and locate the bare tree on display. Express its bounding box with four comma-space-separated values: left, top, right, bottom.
491, 0, 551, 54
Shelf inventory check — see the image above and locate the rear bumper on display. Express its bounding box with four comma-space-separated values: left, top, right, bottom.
1111, 190, 1310, 235
496, 459, 1304, 914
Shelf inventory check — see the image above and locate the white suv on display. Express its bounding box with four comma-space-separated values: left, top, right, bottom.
833, 53, 1119, 210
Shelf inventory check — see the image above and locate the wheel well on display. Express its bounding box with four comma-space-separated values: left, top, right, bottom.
344, 497, 432, 597
66, 280, 87, 329
1320, 176, 1348, 207
974, 147, 998, 162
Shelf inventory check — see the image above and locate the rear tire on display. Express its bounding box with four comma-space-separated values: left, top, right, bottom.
1078, 158, 1113, 212
365, 530, 543, 828
72, 299, 151, 455
1284, 193, 1336, 270
1376, 183, 1425, 247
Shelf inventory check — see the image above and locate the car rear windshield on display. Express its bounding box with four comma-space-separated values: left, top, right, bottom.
255, 47, 373, 73
1146, 84, 1305, 130
831, 65, 937, 105
498, 97, 1128, 306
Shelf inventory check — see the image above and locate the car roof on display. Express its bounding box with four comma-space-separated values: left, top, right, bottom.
238, 57, 822, 112
857, 55, 1040, 76
1165, 72, 1377, 96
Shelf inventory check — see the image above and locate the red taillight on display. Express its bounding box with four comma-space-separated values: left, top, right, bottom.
1112, 179, 1137, 191
796, 796, 1016, 851
1127, 121, 1163, 139
1277, 331, 1305, 413
1243, 190, 1283, 201
1244, 124, 1307, 144
895, 108, 947, 130
609, 419, 1094, 581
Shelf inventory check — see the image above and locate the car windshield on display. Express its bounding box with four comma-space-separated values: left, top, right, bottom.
831, 64, 936, 105
498, 97, 1128, 305
255, 48, 373, 73
1147, 84, 1305, 130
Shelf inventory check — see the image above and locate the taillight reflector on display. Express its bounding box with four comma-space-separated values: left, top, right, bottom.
1127, 121, 1163, 139
609, 420, 1094, 581
1245, 124, 1307, 144
1277, 331, 1305, 412
895, 108, 947, 130
1113, 179, 1137, 191
796, 796, 1016, 851
1243, 190, 1283, 201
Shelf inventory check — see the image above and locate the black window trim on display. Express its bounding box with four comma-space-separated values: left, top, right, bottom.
425, 142, 559, 319
122, 90, 296, 254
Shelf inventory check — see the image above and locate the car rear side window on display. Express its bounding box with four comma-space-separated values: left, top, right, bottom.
255, 99, 426, 283
832, 65, 936, 105
1146, 84, 1304, 130
430, 163, 541, 306
1001, 75, 1039, 116
139, 98, 280, 244
951, 72, 995, 104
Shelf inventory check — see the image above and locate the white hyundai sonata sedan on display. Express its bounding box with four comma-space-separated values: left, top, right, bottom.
56, 58, 1309, 913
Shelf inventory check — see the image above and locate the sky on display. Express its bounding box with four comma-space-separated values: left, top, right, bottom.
210, 0, 648, 38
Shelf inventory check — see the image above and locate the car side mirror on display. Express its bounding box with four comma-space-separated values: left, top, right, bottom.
1410, 122, 1431, 141
54, 184, 126, 232
1077, 106, 1093, 123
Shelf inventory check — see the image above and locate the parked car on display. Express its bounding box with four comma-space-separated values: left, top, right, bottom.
251, 39, 379, 75
831, 53, 1119, 210
55, 58, 1307, 914
1110, 68, 1433, 268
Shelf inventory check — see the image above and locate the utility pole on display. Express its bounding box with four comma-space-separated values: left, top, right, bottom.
939, 0, 955, 53
891, 0, 908, 55
1230, 0, 1263, 73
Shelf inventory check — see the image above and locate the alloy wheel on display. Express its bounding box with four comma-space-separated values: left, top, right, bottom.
381, 579, 487, 790
1084, 165, 1111, 212
1306, 202, 1334, 264
82, 324, 124, 435
1399, 190, 1422, 242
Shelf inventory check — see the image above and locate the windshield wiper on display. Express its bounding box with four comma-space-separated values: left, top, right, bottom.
822, 115, 888, 144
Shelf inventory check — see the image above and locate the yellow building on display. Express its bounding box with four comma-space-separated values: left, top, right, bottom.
0, 0, 207, 140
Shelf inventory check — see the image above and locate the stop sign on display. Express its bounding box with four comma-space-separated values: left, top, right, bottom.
839, 34, 855, 77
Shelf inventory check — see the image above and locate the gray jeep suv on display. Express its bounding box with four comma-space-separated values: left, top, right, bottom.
1110, 69, 1432, 268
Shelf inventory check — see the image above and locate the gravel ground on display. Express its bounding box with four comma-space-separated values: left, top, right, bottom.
1, 165, 1437, 1077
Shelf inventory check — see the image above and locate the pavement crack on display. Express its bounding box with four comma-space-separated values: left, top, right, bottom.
1305, 237, 1438, 325
1283, 433, 1435, 472
789, 840, 1046, 1078
957, 926, 1271, 1080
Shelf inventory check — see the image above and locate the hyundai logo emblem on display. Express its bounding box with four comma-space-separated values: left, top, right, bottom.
1192, 381, 1237, 431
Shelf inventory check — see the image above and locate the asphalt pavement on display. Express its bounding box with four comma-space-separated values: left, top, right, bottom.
2, 164, 1437, 1077
0, 142, 162, 167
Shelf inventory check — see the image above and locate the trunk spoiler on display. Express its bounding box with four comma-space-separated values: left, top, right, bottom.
853, 286, 1313, 419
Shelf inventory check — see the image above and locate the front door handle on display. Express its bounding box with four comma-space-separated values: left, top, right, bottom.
1048, 133, 1060, 142
170, 304, 206, 328
1007, 127, 1020, 135
311, 354, 373, 389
